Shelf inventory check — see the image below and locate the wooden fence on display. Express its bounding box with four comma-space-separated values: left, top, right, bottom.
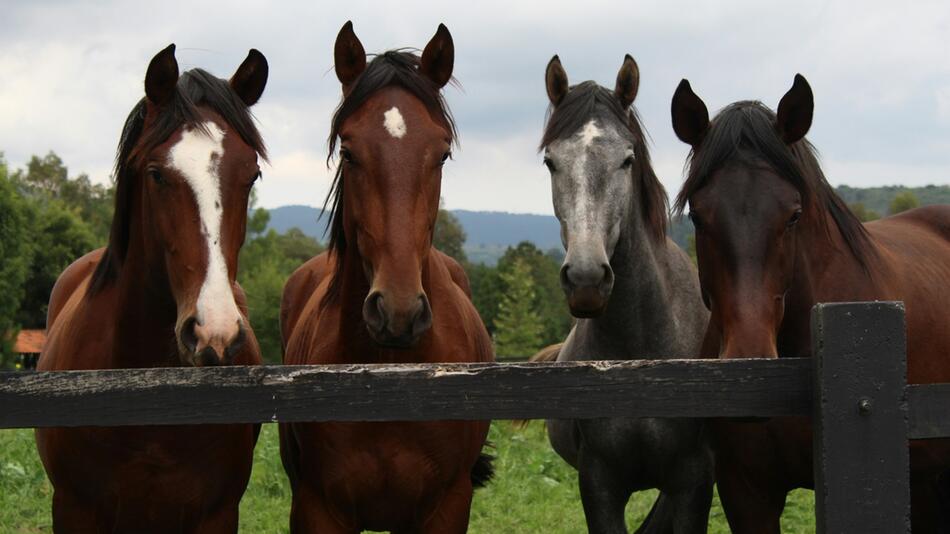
1, 302, 948, 533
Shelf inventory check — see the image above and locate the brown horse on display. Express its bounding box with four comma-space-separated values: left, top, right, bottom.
671, 75, 950, 532
35, 44, 268, 533
278, 22, 493, 534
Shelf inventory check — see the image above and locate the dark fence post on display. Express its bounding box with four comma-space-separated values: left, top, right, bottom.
812, 301, 910, 533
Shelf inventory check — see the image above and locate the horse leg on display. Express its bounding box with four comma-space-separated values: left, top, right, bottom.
51, 489, 101, 533
668, 481, 713, 534
289, 485, 356, 534
577, 449, 632, 534
416, 477, 474, 534
191, 503, 239, 534
716, 463, 786, 534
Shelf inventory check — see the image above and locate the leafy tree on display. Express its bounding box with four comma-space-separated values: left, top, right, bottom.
849, 202, 880, 222
12, 151, 113, 243
889, 192, 920, 215
466, 262, 504, 335
434, 205, 467, 263
493, 257, 544, 358
497, 242, 571, 347
0, 156, 33, 365
16, 203, 97, 328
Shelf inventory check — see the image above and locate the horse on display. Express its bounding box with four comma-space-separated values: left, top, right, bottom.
35, 44, 269, 533
671, 74, 950, 532
278, 22, 493, 533
534, 55, 713, 533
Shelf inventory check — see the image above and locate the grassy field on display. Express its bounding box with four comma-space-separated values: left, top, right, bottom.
0, 423, 814, 533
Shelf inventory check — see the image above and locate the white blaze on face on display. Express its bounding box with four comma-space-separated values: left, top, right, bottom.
383, 106, 407, 139
570, 120, 602, 229
167, 122, 242, 338
578, 120, 602, 147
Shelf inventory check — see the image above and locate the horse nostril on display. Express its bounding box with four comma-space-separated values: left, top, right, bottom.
412, 295, 433, 338
363, 291, 386, 333
601, 264, 614, 288
180, 316, 198, 353
559, 264, 575, 292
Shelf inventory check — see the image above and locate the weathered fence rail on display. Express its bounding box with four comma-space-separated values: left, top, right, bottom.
0, 302, 947, 533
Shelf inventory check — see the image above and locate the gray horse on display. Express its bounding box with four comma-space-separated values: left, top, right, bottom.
535, 55, 712, 533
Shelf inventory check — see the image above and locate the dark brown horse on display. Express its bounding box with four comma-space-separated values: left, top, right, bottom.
671, 75, 950, 532
279, 22, 493, 533
36, 45, 268, 533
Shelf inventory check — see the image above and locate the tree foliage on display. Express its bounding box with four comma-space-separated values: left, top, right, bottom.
434, 206, 468, 263
888, 191, 920, 215
848, 202, 881, 222
492, 257, 544, 358
238, 204, 324, 363
0, 156, 33, 362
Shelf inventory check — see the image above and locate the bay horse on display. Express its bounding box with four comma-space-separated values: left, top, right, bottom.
532, 55, 712, 533
671, 75, 950, 532
35, 44, 269, 533
279, 22, 493, 533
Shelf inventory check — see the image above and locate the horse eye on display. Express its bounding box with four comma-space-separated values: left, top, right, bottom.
440, 151, 452, 164
787, 209, 803, 227
543, 157, 556, 173
147, 168, 165, 185
340, 148, 353, 163
622, 155, 635, 169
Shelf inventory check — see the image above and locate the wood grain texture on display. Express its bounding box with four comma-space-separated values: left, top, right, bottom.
812, 301, 911, 534
0, 358, 812, 428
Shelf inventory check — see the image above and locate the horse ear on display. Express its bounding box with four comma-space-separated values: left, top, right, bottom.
614, 54, 639, 108
545, 55, 569, 106
230, 49, 268, 106
420, 23, 454, 88
776, 74, 814, 144
145, 44, 179, 106
671, 79, 709, 147
334, 21, 366, 90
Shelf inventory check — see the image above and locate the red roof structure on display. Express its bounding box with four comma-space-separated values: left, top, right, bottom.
13, 329, 46, 354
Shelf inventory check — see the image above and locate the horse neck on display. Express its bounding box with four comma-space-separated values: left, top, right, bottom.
779, 202, 872, 357
593, 193, 678, 354
109, 206, 180, 367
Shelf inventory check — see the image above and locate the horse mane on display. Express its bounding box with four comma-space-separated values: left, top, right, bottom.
539, 81, 668, 244
321, 50, 458, 308
88, 68, 267, 295
673, 100, 873, 269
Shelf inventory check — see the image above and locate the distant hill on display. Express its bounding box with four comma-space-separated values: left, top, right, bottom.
267, 185, 949, 265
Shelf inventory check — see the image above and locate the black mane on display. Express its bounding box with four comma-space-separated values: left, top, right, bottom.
322, 50, 457, 306
540, 81, 668, 243
89, 68, 266, 294
673, 100, 873, 268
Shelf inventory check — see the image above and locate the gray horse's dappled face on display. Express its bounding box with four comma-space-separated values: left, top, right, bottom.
546, 119, 633, 317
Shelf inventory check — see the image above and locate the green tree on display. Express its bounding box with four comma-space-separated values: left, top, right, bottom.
0, 156, 34, 365
16, 203, 97, 328
497, 242, 571, 346
849, 202, 880, 222
466, 262, 504, 335
434, 205, 467, 263
889, 191, 920, 215
13, 151, 113, 243
493, 257, 544, 358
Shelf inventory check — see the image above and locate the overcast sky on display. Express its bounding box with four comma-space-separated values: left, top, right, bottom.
2, 1, 949, 214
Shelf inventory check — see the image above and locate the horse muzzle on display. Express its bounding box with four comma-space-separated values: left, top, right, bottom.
363, 290, 433, 348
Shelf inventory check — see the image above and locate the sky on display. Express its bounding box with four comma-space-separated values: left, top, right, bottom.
2, 1, 950, 215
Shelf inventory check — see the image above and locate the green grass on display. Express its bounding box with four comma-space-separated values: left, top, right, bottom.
0, 424, 815, 533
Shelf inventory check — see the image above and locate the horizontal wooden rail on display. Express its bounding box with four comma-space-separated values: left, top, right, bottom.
0, 359, 813, 428
906, 383, 950, 440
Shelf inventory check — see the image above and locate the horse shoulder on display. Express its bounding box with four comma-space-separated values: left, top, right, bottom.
280, 252, 333, 355
432, 249, 472, 297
